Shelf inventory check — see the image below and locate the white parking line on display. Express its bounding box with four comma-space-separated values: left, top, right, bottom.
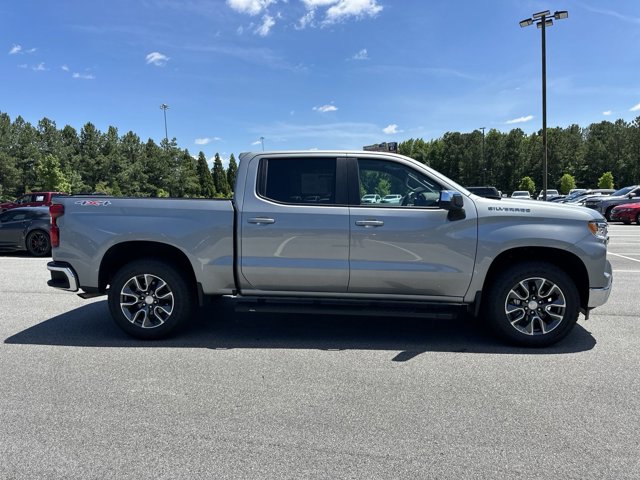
609, 252, 640, 263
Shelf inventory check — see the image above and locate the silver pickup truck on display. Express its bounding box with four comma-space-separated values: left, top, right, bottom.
47, 151, 612, 346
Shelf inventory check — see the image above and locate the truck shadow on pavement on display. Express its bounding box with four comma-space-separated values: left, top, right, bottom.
5, 298, 596, 359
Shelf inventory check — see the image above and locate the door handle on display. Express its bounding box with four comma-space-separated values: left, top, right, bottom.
355, 219, 384, 227
248, 217, 275, 225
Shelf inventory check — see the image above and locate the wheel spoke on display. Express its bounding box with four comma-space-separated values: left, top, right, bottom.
505, 276, 566, 337
120, 273, 174, 329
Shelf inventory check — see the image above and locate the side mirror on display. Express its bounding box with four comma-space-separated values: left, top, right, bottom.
439, 190, 464, 211
629, 193, 636, 198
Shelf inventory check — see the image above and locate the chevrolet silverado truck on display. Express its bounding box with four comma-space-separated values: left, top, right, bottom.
46, 151, 612, 347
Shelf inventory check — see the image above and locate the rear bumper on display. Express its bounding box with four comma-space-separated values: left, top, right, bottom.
588, 260, 612, 309
47, 261, 79, 292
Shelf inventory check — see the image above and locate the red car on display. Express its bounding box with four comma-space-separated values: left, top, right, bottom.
0, 192, 68, 213
610, 202, 640, 224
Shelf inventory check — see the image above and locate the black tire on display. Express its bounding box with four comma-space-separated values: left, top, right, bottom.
483, 261, 580, 347
636, 213, 640, 225
26, 230, 51, 257
108, 259, 195, 339
605, 207, 614, 222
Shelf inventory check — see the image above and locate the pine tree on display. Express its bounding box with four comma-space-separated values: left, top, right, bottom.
211, 153, 230, 197
226, 153, 238, 193
197, 151, 216, 198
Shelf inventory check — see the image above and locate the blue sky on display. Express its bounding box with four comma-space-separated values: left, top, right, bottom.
2, 0, 640, 166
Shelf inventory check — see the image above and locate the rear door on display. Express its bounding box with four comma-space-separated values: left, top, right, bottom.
239, 155, 350, 293
348, 156, 478, 298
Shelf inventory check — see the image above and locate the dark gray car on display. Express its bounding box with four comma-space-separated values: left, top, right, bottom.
0, 206, 51, 256
584, 185, 640, 220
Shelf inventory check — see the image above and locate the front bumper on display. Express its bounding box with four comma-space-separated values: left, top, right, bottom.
47, 261, 79, 292
588, 259, 612, 308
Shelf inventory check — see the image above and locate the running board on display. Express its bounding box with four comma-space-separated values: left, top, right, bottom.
234, 298, 461, 320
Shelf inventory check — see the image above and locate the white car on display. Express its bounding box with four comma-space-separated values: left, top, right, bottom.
511, 191, 531, 199
537, 189, 560, 201
381, 194, 402, 204
361, 194, 381, 204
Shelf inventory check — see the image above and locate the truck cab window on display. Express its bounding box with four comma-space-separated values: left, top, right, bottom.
259, 157, 337, 205
356, 158, 442, 207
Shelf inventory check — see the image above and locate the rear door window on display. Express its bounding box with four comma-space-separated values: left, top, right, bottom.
258, 157, 339, 205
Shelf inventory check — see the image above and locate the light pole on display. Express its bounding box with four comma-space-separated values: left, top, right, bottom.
160, 103, 169, 145
259, 136, 265, 151
519, 10, 568, 201
479, 127, 486, 185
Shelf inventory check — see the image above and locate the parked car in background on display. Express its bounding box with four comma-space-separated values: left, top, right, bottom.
510, 190, 531, 199
380, 194, 402, 204
537, 189, 561, 201
610, 202, 640, 224
583, 185, 640, 220
361, 194, 381, 204
563, 189, 615, 205
466, 186, 502, 200
0, 206, 51, 256
0, 191, 68, 213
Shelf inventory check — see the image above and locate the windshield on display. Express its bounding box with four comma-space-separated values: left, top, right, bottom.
612, 186, 635, 196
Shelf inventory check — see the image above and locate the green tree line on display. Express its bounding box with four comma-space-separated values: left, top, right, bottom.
0, 112, 238, 199
2, 111, 639, 199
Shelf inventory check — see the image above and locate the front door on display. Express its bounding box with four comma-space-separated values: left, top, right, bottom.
348, 157, 477, 298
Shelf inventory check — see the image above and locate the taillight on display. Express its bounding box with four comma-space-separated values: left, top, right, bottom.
50, 204, 64, 248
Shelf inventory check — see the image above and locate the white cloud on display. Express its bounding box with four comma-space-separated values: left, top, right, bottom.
226, 0, 275, 15
9, 44, 22, 55
313, 104, 338, 113
237, 25, 244, 35
18, 64, 27, 69
255, 14, 276, 36
72, 72, 95, 80
603, 110, 612, 116
352, 48, 368, 60
630, 102, 640, 112
383, 124, 401, 134
251, 139, 263, 145
506, 115, 534, 124
195, 137, 221, 145
26, 48, 36, 53
32, 62, 47, 71
61, 65, 70, 71
296, 10, 315, 29
324, 0, 383, 23
145, 51, 169, 66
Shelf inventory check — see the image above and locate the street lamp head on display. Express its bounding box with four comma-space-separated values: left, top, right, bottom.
536, 19, 553, 28
532, 10, 550, 19
554, 10, 569, 20
160, 103, 170, 110
519, 18, 533, 28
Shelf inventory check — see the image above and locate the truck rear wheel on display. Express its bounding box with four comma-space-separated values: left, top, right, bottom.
108, 259, 195, 339
483, 262, 580, 347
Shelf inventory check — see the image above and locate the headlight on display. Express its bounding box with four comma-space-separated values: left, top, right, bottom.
615, 208, 630, 213
588, 220, 608, 241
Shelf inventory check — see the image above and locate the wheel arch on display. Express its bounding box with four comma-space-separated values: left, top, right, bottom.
482, 247, 589, 310
99, 241, 197, 294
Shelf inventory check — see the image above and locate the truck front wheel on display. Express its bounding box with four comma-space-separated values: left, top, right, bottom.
484, 262, 580, 347
108, 260, 195, 339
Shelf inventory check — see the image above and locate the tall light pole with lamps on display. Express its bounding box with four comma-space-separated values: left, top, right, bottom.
519, 10, 568, 201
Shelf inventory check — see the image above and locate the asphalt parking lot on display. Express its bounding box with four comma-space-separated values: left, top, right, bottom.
1, 224, 639, 479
